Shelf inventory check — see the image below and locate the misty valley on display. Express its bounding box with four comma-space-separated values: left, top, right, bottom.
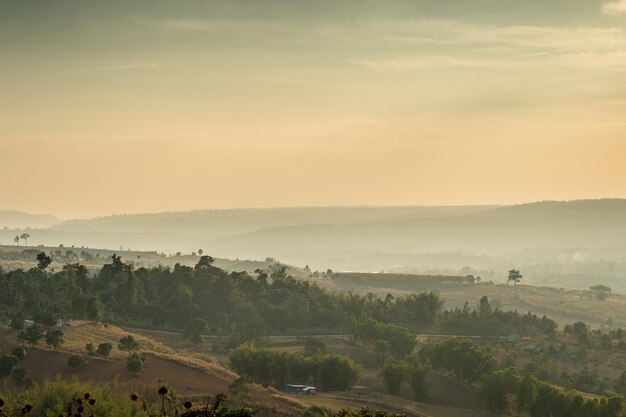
2, 199, 626, 417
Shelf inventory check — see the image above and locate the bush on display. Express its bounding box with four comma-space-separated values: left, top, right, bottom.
0, 355, 19, 378
11, 366, 34, 388
45, 329, 64, 349
84, 343, 95, 355
68, 355, 87, 370
10, 346, 26, 361
20, 324, 43, 344
127, 353, 144, 373
97, 342, 113, 358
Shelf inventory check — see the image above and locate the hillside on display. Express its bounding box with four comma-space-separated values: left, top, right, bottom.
0, 210, 59, 229
1, 200, 626, 291
0, 323, 306, 416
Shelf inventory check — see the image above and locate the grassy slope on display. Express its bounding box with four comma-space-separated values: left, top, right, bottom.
0, 323, 306, 417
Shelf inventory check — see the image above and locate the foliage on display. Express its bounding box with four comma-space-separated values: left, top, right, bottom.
420, 338, 496, 383
127, 353, 145, 373
0, 355, 19, 378
36, 252, 52, 270
118, 335, 140, 353
229, 345, 359, 391
185, 318, 208, 345
439, 296, 557, 337
354, 318, 416, 358
10, 347, 26, 361
45, 329, 64, 349
379, 361, 406, 396
85, 342, 96, 355
10, 367, 34, 388
97, 342, 113, 358
304, 339, 327, 356
20, 324, 44, 344
67, 355, 87, 370
0, 255, 446, 340
228, 375, 251, 402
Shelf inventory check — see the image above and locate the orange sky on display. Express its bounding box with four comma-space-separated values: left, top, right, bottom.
1, 1, 625, 218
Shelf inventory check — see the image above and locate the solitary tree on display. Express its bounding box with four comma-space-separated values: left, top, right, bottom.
20, 233, 30, 246
508, 269, 523, 295
36, 252, 52, 270
13, 235, 19, 246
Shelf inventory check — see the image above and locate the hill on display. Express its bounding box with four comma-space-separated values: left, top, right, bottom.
0, 323, 306, 416
0, 210, 59, 229
1, 200, 626, 290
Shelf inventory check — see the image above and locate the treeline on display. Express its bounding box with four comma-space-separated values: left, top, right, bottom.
0, 254, 555, 339
439, 296, 557, 337
420, 339, 624, 417
228, 345, 359, 391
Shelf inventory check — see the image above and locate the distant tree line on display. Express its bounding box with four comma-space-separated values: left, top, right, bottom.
0, 254, 557, 342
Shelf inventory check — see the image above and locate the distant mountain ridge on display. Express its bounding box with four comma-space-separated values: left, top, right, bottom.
0, 210, 59, 229
2, 200, 626, 291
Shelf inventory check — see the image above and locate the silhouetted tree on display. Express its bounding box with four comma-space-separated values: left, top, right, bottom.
508, 269, 523, 295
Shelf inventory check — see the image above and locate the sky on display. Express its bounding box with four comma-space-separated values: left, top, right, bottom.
1, 0, 625, 219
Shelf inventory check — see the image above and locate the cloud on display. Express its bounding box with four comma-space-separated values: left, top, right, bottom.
603, 0, 626, 15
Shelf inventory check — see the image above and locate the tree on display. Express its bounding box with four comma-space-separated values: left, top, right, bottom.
195, 255, 215, 270
0, 355, 19, 378
228, 375, 251, 402
85, 343, 96, 355
508, 269, 523, 295
20, 233, 30, 246
14, 235, 19, 246
406, 357, 429, 401
118, 335, 139, 354
11, 366, 34, 388
97, 342, 113, 358
11, 347, 26, 361
127, 352, 145, 373
198, 249, 203, 256
20, 324, 44, 344
68, 354, 87, 370
304, 339, 327, 356
617, 370, 626, 398
9, 315, 24, 331
186, 318, 208, 344
45, 329, 64, 349
36, 252, 52, 270
380, 361, 406, 396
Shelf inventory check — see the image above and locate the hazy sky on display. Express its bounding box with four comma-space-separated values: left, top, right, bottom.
1, 0, 625, 219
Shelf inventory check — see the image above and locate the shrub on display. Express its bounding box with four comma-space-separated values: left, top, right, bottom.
68, 355, 87, 370
11, 366, 34, 388
10, 346, 26, 361
0, 355, 19, 378
127, 353, 144, 373
97, 342, 113, 358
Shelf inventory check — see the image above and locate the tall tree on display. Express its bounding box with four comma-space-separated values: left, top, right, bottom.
508, 269, 523, 295
20, 233, 30, 246
13, 235, 20, 246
